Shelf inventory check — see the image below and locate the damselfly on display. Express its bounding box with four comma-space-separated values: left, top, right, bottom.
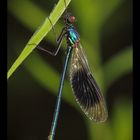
36, 1, 108, 140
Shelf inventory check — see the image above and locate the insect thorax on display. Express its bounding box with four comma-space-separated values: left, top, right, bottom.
66, 26, 80, 47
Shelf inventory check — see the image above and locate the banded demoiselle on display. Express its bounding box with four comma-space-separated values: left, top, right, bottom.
36, 1, 108, 140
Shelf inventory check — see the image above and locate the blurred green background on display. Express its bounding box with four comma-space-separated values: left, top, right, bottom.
7, 0, 132, 140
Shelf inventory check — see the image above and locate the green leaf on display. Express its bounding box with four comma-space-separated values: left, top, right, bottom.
24, 51, 77, 108
112, 100, 132, 140
7, 0, 71, 79
103, 47, 132, 89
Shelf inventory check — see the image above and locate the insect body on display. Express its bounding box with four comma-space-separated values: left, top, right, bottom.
37, 11, 107, 140
66, 26, 80, 47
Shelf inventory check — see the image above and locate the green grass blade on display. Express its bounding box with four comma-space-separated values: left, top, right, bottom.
103, 47, 132, 89
7, 0, 71, 79
8, 0, 47, 30
24, 51, 77, 108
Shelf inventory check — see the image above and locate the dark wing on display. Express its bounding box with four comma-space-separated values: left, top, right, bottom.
70, 44, 108, 122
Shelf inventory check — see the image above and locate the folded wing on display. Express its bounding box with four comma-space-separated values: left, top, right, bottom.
70, 44, 108, 122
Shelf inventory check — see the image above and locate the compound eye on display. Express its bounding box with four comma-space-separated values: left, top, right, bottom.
68, 16, 76, 23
